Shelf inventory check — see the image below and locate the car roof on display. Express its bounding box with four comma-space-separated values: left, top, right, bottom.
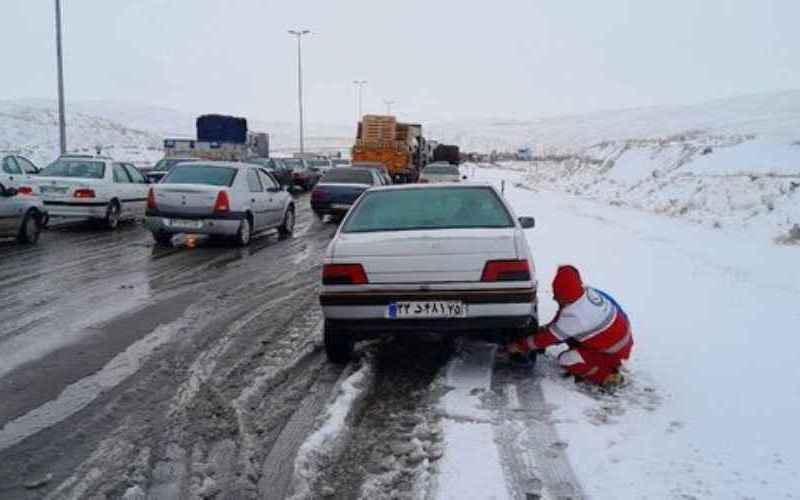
170, 160, 253, 169
368, 182, 492, 192
58, 154, 114, 160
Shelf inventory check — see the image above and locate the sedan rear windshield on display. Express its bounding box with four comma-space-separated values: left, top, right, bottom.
163, 164, 237, 186
321, 169, 374, 184
424, 165, 460, 174
282, 159, 304, 170
309, 160, 330, 167
342, 187, 513, 233
40, 160, 105, 179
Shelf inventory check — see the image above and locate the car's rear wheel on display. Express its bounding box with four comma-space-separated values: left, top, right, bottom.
104, 201, 121, 230
152, 231, 173, 247
278, 206, 295, 238
235, 216, 252, 246
17, 210, 41, 244
324, 321, 353, 364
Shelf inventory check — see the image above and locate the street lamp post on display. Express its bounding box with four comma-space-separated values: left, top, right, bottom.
383, 99, 395, 115
288, 29, 311, 154
55, 0, 67, 154
352, 80, 367, 120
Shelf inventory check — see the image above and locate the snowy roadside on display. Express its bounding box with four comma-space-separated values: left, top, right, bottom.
468, 165, 800, 499
499, 136, 800, 244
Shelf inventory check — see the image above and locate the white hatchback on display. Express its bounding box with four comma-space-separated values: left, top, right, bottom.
319, 183, 538, 362
31, 155, 149, 229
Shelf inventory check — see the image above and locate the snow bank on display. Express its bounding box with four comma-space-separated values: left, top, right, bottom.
287, 356, 375, 500
506, 137, 800, 242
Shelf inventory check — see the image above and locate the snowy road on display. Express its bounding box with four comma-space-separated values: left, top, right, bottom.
1, 166, 797, 499
0, 194, 346, 499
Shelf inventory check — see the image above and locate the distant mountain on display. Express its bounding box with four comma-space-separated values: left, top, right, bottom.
3, 90, 800, 165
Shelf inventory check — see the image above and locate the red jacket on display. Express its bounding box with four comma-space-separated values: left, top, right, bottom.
518, 286, 633, 359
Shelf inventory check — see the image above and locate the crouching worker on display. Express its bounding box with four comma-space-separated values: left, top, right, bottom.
509, 265, 633, 387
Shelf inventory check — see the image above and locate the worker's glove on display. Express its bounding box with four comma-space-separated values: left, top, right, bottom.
507, 338, 529, 355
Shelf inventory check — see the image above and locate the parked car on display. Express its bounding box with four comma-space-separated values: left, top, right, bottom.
332, 159, 352, 168
352, 161, 392, 185
319, 184, 538, 362
145, 162, 295, 247
248, 158, 293, 188
282, 158, 321, 191
30, 155, 149, 229
0, 182, 46, 244
419, 162, 464, 183
308, 158, 334, 174
310, 167, 383, 219
2, 154, 41, 190
144, 157, 197, 183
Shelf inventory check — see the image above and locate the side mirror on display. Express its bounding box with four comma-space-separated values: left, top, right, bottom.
518, 216, 535, 229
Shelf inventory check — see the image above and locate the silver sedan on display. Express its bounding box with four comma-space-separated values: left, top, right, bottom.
0, 184, 46, 244
319, 183, 538, 362
144, 161, 295, 246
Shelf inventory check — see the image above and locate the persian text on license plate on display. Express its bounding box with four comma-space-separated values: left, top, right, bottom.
387, 301, 466, 319
331, 203, 350, 210
166, 218, 203, 229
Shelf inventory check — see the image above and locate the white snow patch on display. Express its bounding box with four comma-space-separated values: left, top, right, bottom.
288, 356, 376, 500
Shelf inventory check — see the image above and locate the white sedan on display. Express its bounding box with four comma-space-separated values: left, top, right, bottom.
31, 154, 149, 229
319, 183, 538, 362
418, 162, 464, 183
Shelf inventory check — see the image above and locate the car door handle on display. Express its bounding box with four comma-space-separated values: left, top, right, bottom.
251, 198, 256, 203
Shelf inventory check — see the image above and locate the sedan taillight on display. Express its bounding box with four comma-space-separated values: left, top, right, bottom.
481, 260, 531, 282
311, 189, 329, 201
322, 264, 368, 285
214, 191, 230, 213
147, 188, 157, 210
18, 186, 33, 195
74, 189, 96, 199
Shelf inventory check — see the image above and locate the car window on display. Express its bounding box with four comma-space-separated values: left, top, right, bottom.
124, 164, 147, 183
258, 170, 278, 190
342, 187, 514, 233
40, 160, 106, 179
2, 156, 22, 175
320, 168, 374, 184
113, 163, 133, 183
16, 157, 38, 174
282, 159, 304, 171
247, 168, 263, 192
163, 164, 237, 186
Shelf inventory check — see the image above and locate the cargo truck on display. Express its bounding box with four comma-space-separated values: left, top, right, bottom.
351, 115, 426, 183
432, 144, 461, 165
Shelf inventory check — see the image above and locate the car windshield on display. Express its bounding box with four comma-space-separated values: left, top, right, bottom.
154, 158, 193, 171
424, 165, 460, 175
282, 159, 304, 170
309, 160, 329, 167
342, 187, 513, 233
163, 164, 237, 186
332, 160, 350, 166
320, 168, 374, 184
40, 160, 105, 179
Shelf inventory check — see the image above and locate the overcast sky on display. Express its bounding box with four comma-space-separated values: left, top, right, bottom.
3, 0, 799, 124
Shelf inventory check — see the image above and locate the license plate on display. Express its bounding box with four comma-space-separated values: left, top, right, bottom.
331, 203, 350, 210
166, 218, 203, 229
41, 186, 67, 194
387, 301, 467, 319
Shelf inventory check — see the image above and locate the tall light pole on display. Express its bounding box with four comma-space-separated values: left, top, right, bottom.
288, 29, 311, 154
352, 80, 367, 120
55, 0, 67, 154
383, 100, 395, 115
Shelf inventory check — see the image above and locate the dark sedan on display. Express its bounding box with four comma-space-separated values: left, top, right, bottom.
310, 167, 382, 219
249, 158, 293, 188
282, 158, 321, 191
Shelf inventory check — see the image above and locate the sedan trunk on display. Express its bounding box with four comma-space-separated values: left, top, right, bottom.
153, 184, 223, 216
331, 228, 519, 283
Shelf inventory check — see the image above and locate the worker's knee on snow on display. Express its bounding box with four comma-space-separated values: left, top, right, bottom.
558, 349, 584, 367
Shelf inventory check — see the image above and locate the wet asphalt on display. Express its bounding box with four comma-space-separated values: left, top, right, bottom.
0, 193, 344, 499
